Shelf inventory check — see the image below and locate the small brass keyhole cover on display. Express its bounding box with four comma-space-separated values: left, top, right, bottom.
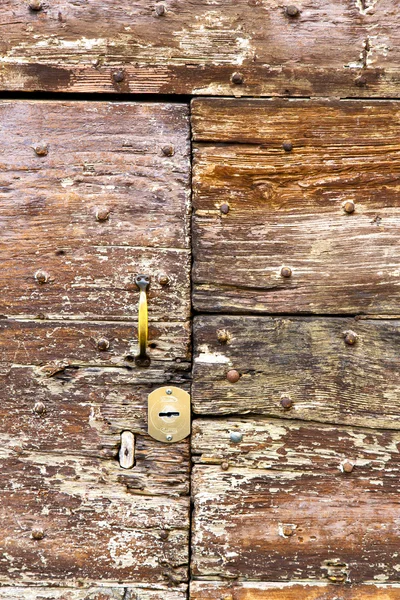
148, 386, 191, 443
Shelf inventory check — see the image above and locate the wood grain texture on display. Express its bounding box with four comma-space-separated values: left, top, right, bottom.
0, 101, 190, 320
0, 590, 187, 600
193, 315, 400, 428
0, 1, 400, 96
192, 99, 400, 315
190, 581, 400, 600
191, 417, 400, 582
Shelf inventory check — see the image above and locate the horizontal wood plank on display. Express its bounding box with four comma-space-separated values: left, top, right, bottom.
0, 454, 189, 584
191, 417, 400, 582
0, 2, 400, 96
0, 101, 190, 320
190, 582, 400, 599
192, 99, 400, 315
0, 589, 187, 600
193, 315, 400, 428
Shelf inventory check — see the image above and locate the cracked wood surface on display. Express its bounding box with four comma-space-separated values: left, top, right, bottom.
0, 101, 191, 587
0, 101, 191, 320
191, 417, 400, 582
193, 315, 400, 428
192, 98, 400, 315
0, 1, 400, 96
190, 582, 400, 599
0, 590, 187, 600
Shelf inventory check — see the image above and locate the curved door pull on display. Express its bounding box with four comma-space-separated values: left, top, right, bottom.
135, 274, 150, 366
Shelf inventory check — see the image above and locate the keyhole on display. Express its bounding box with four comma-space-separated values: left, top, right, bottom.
159, 411, 180, 418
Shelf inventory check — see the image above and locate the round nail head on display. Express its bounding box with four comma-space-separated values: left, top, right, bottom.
286, 5, 300, 16
35, 270, 49, 284
31, 528, 45, 540
227, 369, 240, 383
158, 273, 170, 286
342, 460, 354, 473
280, 396, 293, 410
281, 266, 292, 278
221, 461, 229, 471
282, 142, 293, 152
33, 401, 46, 415
344, 331, 358, 345
230, 431, 243, 443
217, 329, 230, 344
155, 3, 165, 16
231, 72, 244, 85
95, 207, 110, 222
113, 70, 125, 83
220, 203, 230, 215
343, 201, 355, 214
166, 434, 173, 442
34, 142, 48, 156
161, 144, 174, 156
29, 0, 42, 11
97, 338, 110, 351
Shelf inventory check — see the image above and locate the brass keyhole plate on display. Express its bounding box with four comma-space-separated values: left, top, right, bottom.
148, 386, 191, 443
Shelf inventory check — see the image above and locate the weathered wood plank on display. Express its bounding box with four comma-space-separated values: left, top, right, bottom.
192, 99, 400, 315
193, 315, 400, 428
191, 417, 400, 582
0, 319, 191, 367
0, 1, 400, 97
0, 101, 190, 320
0, 453, 189, 584
0, 589, 187, 600
0, 365, 190, 495
190, 581, 400, 599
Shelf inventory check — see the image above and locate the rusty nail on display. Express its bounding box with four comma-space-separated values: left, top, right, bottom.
217, 329, 230, 344
159, 530, 169, 540
97, 338, 110, 351
281, 266, 292, 278
226, 369, 240, 383
155, 3, 165, 16
220, 203, 230, 214
355, 75, 367, 87
34, 142, 48, 156
341, 460, 354, 473
343, 200, 355, 214
29, 0, 42, 10
230, 431, 243, 443
282, 524, 295, 537
35, 270, 49, 284
31, 528, 45, 540
286, 5, 300, 17
95, 207, 110, 222
33, 401, 46, 415
221, 461, 229, 471
158, 273, 170, 286
112, 70, 125, 83
280, 396, 293, 410
282, 142, 293, 152
231, 72, 244, 85
161, 144, 174, 156
344, 330, 358, 345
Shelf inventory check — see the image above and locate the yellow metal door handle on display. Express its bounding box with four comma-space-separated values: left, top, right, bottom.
135, 274, 150, 367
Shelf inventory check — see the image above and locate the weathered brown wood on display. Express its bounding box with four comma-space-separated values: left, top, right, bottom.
0, 101, 191, 586
192, 98, 400, 315
190, 581, 400, 599
191, 417, 400, 582
0, 101, 190, 320
0, 590, 187, 600
0, 1, 400, 97
0, 319, 190, 367
193, 315, 400, 428
0, 454, 189, 584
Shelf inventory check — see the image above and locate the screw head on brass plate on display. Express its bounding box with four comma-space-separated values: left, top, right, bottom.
148, 386, 191, 443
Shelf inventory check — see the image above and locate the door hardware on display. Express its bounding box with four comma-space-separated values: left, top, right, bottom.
148, 386, 190, 443
135, 274, 150, 366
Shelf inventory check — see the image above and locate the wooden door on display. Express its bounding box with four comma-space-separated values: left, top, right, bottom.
190, 98, 400, 599
0, 101, 191, 598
